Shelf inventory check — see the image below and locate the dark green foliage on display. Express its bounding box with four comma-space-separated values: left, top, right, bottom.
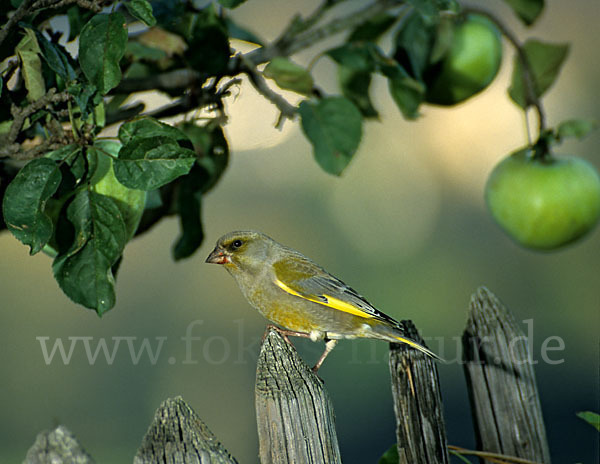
3, 158, 62, 255
124, 0, 157, 26
0, 0, 578, 314
299, 97, 363, 176
52, 189, 127, 314
502, 0, 545, 26
79, 13, 128, 95
509, 39, 569, 108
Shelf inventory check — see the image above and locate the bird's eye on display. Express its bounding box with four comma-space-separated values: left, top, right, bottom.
232, 239, 243, 249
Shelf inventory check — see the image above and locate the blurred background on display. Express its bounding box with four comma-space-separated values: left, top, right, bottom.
1, 0, 599, 462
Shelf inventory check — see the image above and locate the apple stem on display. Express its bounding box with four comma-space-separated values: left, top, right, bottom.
462, 7, 547, 137
531, 130, 553, 161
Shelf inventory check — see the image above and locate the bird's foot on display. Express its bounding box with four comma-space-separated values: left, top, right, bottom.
311, 339, 338, 373
262, 324, 311, 345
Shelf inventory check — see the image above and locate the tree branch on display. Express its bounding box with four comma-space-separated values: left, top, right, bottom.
464, 6, 546, 135
237, 54, 297, 127
105, 102, 145, 126
242, 0, 400, 66
0, 0, 35, 49
114, 69, 202, 94
225, 0, 401, 125
273, 0, 351, 46
0, 0, 103, 49
0, 88, 72, 160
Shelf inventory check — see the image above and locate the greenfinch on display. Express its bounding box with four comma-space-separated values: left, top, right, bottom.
206, 230, 439, 371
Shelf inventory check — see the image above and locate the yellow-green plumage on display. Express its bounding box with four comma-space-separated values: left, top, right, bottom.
206, 230, 439, 368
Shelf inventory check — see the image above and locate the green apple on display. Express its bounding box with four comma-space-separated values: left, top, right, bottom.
485, 150, 600, 250
425, 14, 502, 105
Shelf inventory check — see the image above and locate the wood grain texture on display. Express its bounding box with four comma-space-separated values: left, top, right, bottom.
134, 396, 238, 464
388, 321, 449, 464
255, 329, 341, 464
25, 425, 94, 464
463, 286, 551, 463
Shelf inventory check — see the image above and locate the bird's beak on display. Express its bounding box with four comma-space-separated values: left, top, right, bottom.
205, 247, 230, 264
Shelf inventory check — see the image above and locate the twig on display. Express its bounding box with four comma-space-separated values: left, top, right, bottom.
276, 0, 350, 43
0, 0, 35, 48
10, 137, 70, 161
7, 88, 71, 142
448, 445, 543, 464
464, 6, 546, 134
144, 95, 199, 120
115, 69, 202, 94
237, 54, 297, 127
242, 0, 400, 66
0, 88, 72, 159
224, 0, 400, 126
105, 103, 145, 126
0, 0, 102, 49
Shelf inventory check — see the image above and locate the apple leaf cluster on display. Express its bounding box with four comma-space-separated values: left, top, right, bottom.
0, 0, 596, 314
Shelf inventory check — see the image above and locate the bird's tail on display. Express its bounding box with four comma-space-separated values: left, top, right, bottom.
392, 334, 443, 361
369, 321, 443, 361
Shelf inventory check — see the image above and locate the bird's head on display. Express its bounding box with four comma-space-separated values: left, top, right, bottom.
205, 230, 274, 275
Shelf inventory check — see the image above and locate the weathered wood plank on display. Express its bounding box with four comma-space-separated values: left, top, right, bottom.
255, 329, 341, 464
134, 396, 238, 464
463, 286, 551, 463
388, 321, 449, 464
24, 425, 94, 464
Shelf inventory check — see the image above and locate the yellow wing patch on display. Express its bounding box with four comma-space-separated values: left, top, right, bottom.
275, 279, 375, 319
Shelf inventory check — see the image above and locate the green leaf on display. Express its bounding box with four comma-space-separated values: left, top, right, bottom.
184, 12, 230, 76
118, 117, 190, 145
349, 13, 398, 43
406, 0, 457, 23
178, 122, 229, 193
124, 0, 157, 27
45, 144, 85, 187
388, 76, 424, 120
90, 141, 147, 240
67, 6, 95, 41
338, 66, 378, 118
67, 82, 97, 119
327, 42, 375, 72
125, 41, 167, 61
378, 444, 398, 464
79, 12, 128, 95
385, 65, 425, 120
173, 165, 204, 260
502, 0, 544, 26
53, 190, 127, 315
509, 39, 569, 109
114, 136, 196, 190
393, 11, 433, 80
218, 0, 247, 8
556, 119, 597, 140
44, 144, 81, 162
298, 97, 363, 176
2, 158, 61, 255
576, 411, 600, 432
225, 17, 263, 46
33, 29, 77, 82
263, 57, 314, 96
16, 28, 45, 102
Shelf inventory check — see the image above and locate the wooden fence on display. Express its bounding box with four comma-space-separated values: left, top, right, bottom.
24, 287, 551, 464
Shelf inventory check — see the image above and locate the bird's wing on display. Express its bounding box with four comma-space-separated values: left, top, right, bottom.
272, 254, 399, 325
